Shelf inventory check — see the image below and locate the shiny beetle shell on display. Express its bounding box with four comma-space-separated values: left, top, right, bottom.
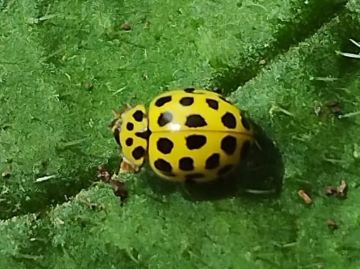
112, 88, 254, 183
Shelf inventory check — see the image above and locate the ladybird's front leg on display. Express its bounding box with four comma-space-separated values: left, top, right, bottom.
119, 156, 141, 174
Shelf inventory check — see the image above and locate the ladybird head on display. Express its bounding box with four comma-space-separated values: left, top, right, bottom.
111, 104, 149, 170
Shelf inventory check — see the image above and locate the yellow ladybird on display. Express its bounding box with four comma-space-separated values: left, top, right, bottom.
112, 88, 254, 183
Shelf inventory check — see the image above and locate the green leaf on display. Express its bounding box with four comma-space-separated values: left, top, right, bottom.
1, 0, 360, 268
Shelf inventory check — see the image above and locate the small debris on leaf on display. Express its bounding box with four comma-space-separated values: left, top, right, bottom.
325, 180, 348, 198
298, 189, 312, 204
82, 81, 94, 91
97, 165, 111, 183
97, 165, 128, 204
325, 186, 337, 196
142, 73, 149, 80
325, 101, 343, 117
110, 179, 128, 203
35, 174, 57, 183
144, 20, 151, 29
337, 180, 348, 197
120, 22, 131, 31
2, 165, 11, 179
326, 219, 339, 230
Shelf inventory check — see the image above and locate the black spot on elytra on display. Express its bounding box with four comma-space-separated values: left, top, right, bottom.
185, 173, 205, 182
206, 98, 219, 110
132, 146, 145, 160
240, 112, 251, 130
155, 96, 172, 107
217, 164, 234, 176
179, 157, 194, 171
184, 87, 195, 93
221, 135, 237, 155
133, 110, 144, 122
154, 159, 172, 172
186, 135, 207, 150
113, 128, 120, 145
221, 112, 236, 129
126, 122, 134, 131
179, 97, 194, 106
135, 130, 151, 140
157, 138, 174, 154
158, 112, 173, 127
205, 153, 220, 169
240, 140, 251, 160
185, 114, 207, 128
125, 138, 133, 146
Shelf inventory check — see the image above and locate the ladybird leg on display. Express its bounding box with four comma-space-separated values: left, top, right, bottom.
254, 139, 262, 151
119, 156, 140, 173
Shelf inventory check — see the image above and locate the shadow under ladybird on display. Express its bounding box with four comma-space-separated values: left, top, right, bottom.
181, 120, 284, 201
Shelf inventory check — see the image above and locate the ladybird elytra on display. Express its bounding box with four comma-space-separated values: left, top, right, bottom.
113, 88, 254, 183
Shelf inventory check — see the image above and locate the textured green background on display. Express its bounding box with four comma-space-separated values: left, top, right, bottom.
1, 0, 360, 268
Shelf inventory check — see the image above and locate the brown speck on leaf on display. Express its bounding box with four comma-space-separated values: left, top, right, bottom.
97, 165, 111, 183
325, 186, 337, 196
325, 180, 348, 199
326, 101, 343, 117
96, 165, 129, 204
326, 219, 339, 230
337, 180, 348, 198
121, 22, 131, 31
298, 189, 312, 204
110, 179, 128, 203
